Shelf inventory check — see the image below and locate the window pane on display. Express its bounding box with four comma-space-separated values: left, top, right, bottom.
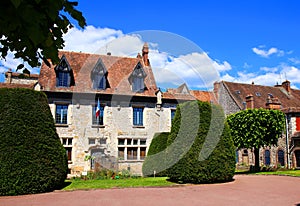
133, 77, 144, 92
92, 105, 104, 125
118, 139, 125, 145
278, 150, 285, 166
140, 140, 146, 145
56, 105, 68, 124
58, 71, 69, 87
93, 74, 106, 90
118, 147, 125, 160
127, 139, 132, 145
265, 150, 270, 166
65, 147, 72, 161
100, 139, 106, 145
89, 139, 95, 145
140, 147, 146, 160
127, 147, 137, 160
133, 107, 143, 126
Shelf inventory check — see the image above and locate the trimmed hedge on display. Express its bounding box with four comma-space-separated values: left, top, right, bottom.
142, 132, 169, 176
166, 100, 236, 183
0, 88, 68, 196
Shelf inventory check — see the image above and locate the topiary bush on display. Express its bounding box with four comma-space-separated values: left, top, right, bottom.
0, 88, 68, 196
167, 100, 236, 184
142, 132, 169, 177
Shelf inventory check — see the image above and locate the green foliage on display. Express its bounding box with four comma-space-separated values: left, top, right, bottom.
142, 132, 169, 177
0, 0, 86, 68
227, 108, 286, 149
0, 88, 68, 196
167, 101, 236, 184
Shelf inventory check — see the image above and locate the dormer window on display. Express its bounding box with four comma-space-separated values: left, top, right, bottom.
91, 59, 108, 90
129, 62, 147, 92
55, 55, 73, 87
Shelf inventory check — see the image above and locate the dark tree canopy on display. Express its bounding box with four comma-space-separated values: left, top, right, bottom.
0, 0, 86, 69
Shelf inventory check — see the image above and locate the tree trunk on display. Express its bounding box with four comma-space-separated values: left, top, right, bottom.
254, 148, 260, 172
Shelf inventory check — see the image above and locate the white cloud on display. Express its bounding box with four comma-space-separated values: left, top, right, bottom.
289, 57, 300, 65
63, 26, 124, 53
260, 66, 278, 72
0, 52, 38, 75
252, 47, 281, 58
151, 52, 225, 89
243, 62, 252, 69
221, 64, 300, 88
63, 26, 226, 90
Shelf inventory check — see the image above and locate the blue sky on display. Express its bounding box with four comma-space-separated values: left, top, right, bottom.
1, 0, 300, 90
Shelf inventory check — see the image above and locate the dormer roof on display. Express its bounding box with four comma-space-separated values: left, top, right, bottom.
39, 51, 158, 97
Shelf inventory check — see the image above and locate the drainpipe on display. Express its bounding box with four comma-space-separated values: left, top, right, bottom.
285, 115, 290, 169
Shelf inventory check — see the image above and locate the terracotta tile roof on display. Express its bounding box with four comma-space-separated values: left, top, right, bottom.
39, 51, 158, 97
190, 90, 217, 103
0, 83, 35, 89
221, 81, 300, 112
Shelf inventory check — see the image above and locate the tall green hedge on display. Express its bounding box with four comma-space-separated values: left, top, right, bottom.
142, 132, 169, 176
0, 88, 68, 196
167, 100, 236, 183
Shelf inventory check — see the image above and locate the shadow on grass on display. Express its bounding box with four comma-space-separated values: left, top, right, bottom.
59, 181, 72, 190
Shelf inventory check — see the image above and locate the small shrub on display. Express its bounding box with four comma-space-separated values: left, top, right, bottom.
142, 132, 169, 177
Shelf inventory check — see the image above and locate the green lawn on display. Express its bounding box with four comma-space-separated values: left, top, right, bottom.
63, 177, 175, 191
236, 169, 300, 177
253, 170, 300, 177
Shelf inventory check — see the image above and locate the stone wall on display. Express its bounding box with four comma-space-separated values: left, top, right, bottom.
216, 82, 241, 115
48, 96, 174, 176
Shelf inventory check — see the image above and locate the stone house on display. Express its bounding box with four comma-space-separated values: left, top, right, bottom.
214, 80, 300, 169
35, 44, 217, 176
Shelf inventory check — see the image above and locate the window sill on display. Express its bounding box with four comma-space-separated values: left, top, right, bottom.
132, 126, 145, 128
92, 125, 105, 128
55, 124, 69, 127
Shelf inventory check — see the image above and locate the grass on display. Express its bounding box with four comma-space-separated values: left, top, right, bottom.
63, 177, 175, 191
236, 169, 300, 177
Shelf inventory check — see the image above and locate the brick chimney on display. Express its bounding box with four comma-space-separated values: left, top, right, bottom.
245, 94, 254, 109
213, 81, 220, 102
142, 42, 149, 66
6, 69, 12, 84
282, 80, 291, 94
265, 95, 281, 110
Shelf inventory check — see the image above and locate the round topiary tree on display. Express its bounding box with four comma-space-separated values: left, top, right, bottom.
142, 132, 169, 177
0, 88, 68, 196
167, 100, 236, 184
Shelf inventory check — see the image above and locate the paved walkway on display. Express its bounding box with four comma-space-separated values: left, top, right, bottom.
1, 175, 300, 206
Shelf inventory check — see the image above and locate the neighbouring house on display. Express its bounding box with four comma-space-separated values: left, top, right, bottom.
0, 70, 39, 89
214, 80, 300, 168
